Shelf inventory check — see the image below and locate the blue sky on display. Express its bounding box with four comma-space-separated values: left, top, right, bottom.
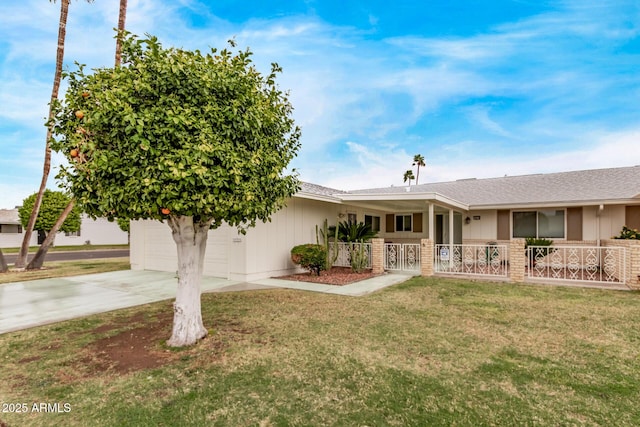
1, 0, 640, 209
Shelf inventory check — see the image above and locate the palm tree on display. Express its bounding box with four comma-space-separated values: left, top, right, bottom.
26, 0, 126, 270
412, 154, 426, 185
403, 169, 415, 187
114, 0, 128, 66
16, 0, 74, 268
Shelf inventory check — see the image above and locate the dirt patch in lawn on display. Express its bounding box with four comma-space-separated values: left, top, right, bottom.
77, 310, 255, 377
276, 266, 379, 286
80, 311, 176, 375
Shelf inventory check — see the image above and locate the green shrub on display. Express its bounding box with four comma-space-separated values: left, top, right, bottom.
291, 244, 327, 276
524, 237, 554, 247
525, 238, 555, 266
328, 221, 377, 243
613, 226, 640, 240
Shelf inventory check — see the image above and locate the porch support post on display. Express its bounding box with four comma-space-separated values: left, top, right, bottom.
509, 238, 526, 283
421, 238, 434, 276
371, 238, 384, 275
428, 202, 434, 240
449, 208, 455, 254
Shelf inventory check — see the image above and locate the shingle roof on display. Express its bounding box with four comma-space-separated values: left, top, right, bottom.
346, 165, 640, 207
0, 209, 20, 225
299, 182, 347, 198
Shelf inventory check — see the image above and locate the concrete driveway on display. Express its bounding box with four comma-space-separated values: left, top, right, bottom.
0, 270, 410, 335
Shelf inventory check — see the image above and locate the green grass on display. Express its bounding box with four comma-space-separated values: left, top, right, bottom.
1, 244, 129, 254
0, 258, 130, 284
1, 277, 640, 426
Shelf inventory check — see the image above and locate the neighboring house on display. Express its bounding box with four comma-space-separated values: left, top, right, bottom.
0, 210, 129, 248
130, 165, 640, 285
0, 209, 35, 248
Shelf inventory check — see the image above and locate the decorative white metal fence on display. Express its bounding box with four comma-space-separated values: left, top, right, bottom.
434, 244, 508, 277
526, 245, 626, 284
328, 242, 372, 268
384, 243, 421, 272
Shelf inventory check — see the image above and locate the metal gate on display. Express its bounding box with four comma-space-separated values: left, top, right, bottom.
384, 243, 421, 272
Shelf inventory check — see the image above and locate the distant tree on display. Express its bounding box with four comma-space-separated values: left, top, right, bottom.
50, 34, 300, 347
403, 169, 415, 186
15, 0, 94, 269
18, 190, 81, 235
412, 154, 426, 185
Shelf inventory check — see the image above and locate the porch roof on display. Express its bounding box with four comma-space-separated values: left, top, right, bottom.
343, 165, 640, 209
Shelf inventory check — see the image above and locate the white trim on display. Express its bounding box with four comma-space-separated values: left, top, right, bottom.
338, 192, 469, 211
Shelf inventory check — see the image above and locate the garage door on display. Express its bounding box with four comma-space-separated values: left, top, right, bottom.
142, 220, 229, 279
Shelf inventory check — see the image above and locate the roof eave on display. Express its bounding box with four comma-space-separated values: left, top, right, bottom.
294, 191, 343, 204
338, 192, 469, 211
471, 198, 640, 210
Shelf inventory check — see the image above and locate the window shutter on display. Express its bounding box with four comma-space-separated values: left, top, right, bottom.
497, 210, 510, 240
413, 213, 423, 233
386, 214, 395, 233
626, 206, 640, 230
567, 207, 583, 241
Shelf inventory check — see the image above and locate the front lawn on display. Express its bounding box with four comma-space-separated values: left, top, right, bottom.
0, 258, 130, 284
1, 277, 639, 426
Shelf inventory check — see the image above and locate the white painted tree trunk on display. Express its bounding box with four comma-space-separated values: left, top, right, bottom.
166, 215, 213, 347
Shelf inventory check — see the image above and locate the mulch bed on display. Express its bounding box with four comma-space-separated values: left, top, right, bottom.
275, 266, 379, 286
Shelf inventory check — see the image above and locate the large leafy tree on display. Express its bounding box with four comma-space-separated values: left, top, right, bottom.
18, 190, 81, 235
50, 33, 301, 347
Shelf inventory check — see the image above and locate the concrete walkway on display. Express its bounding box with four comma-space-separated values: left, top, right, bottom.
0, 270, 412, 335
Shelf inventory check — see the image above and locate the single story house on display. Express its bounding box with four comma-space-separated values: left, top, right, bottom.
0, 210, 129, 248
130, 165, 640, 286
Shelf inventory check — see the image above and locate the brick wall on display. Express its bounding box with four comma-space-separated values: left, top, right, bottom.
602, 239, 640, 290
371, 238, 384, 275
509, 239, 526, 282
420, 239, 434, 277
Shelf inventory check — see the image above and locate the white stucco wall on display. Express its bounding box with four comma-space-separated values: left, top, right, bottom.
598, 205, 626, 239
462, 205, 627, 243
0, 232, 37, 248
130, 196, 345, 281
54, 216, 129, 246
1, 215, 128, 248
462, 210, 497, 241
233, 197, 343, 281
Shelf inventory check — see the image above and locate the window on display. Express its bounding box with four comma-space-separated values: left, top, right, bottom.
65, 229, 81, 237
364, 215, 380, 232
513, 210, 564, 238
395, 214, 412, 232
0, 224, 22, 233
